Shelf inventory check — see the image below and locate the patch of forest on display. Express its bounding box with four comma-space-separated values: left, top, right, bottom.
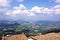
0, 22, 60, 37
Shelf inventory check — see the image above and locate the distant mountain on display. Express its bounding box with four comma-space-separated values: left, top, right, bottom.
35, 21, 60, 24
0, 20, 60, 25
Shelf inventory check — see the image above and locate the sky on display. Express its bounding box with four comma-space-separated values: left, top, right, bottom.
0, 0, 60, 21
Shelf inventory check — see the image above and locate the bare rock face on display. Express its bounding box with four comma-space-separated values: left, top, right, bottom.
2, 33, 28, 40
28, 38, 34, 40
31, 33, 60, 40
1, 33, 60, 40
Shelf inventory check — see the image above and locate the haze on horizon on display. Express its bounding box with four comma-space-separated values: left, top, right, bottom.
0, 0, 60, 21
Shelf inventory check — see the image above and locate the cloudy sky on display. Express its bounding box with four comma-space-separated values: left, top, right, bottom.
0, 0, 60, 21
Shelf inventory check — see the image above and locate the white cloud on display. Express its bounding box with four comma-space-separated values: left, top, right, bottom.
0, 0, 11, 16
0, 0, 59, 21
12, 5, 41, 16
22, 10, 29, 15
30, 6, 54, 15
55, 0, 60, 3
42, 8, 49, 14
0, 0, 11, 7
55, 9, 60, 14
14, 4, 26, 10
53, 5, 60, 8
13, 4, 28, 15
28, 12, 35, 16
49, 0, 60, 4
6, 12, 10, 15
12, 10, 21, 14
42, 8, 54, 14
1, 3, 59, 21
53, 5, 60, 14
16, 0, 24, 2
6, 4, 60, 17
31, 6, 42, 13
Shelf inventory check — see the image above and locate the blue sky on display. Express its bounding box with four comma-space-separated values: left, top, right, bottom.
0, 0, 60, 21
10, 0, 56, 9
